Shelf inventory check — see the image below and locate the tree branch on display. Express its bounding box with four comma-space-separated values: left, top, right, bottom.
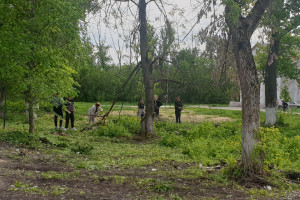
154, 78, 182, 85
245, 0, 272, 35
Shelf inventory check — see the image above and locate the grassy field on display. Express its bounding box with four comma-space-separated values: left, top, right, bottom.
0, 102, 299, 199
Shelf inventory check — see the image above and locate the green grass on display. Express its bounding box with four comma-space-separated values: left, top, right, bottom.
0, 101, 299, 198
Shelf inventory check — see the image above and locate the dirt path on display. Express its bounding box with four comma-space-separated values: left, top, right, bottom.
0, 142, 258, 200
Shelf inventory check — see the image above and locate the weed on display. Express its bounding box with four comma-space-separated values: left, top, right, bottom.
9, 181, 69, 196
112, 175, 126, 184
0, 131, 39, 148
154, 180, 174, 192
41, 171, 69, 180
71, 142, 93, 155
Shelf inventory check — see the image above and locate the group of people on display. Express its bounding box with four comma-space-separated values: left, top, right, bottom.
51, 93, 183, 131
137, 95, 183, 123
51, 93, 103, 131
51, 93, 76, 131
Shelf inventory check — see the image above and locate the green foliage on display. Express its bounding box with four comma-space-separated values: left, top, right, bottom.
254, 127, 295, 170
9, 181, 69, 196
255, 35, 300, 83
0, 131, 38, 147
6, 101, 26, 113
41, 171, 69, 180
71, 142, 94, 155
280, 86, 292, 102
158, 121, 241, 166
95, 116, 139, 138
166, 48, 236, 104
154, 180, 174, 192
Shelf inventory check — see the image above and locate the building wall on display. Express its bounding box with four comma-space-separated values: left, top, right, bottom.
260, 59, 300, 107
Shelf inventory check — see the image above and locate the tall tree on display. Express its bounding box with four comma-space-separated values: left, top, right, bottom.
138, 0, 155, 136
0, 0, 90, 132
224, 0, 271, 174
263, 0, 300, 125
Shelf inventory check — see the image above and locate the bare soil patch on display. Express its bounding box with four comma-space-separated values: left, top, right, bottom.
109, 109, 234, 123
0, 142, 259, 200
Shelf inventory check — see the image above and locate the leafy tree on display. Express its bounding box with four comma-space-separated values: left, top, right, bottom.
262, 0, 300, 125
0, 0, 90, 132
224, 0, 272, 174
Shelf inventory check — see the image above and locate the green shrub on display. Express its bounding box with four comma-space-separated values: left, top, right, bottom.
0, 131, 38, 147
6, 101, 26, 113
160, 133, 185, 148
39, 101, 52, 112
94, 116, 138, 138
112, 116, 140, 134
255, 127, 292, 170
71, 142, 93, 155
95, 123, 131, 137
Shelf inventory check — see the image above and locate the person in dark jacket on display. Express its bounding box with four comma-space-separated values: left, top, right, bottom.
65, 97, 76, 130
51, 93, 65, 130
154, 95, 162, 117
175, 96, 183, 123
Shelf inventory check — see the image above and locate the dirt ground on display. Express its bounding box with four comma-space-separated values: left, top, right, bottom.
1, 142, 299, 200
0, 142, 251, 200
110, 109, 234, 123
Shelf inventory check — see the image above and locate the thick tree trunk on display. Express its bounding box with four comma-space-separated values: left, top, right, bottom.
225, 0, 271, 174
265, 37, 280, 126
232, 35, 262, 173
139, 0, 155, 137
264, 1, 283, 126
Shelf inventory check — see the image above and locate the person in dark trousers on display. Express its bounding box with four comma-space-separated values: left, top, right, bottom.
137, 99, 145, 118
65, 97, 76, 130
51, 93, 65, 131
154, 95, 162, 117
175, 96, 183, 123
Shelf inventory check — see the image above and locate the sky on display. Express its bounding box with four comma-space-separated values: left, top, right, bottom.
85, 0, 261, 65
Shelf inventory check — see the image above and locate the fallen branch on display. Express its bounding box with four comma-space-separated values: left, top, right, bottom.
81, 62, 141, 131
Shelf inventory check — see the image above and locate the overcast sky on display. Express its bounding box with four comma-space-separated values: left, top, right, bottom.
85, 0, 260, 65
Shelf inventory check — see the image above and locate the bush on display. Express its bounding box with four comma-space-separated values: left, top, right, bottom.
0, 131, 38, 148
95, 123, 130, 138
6, 101, 26, 113
255, 127, 293, 170
160, 133, 185, 148
71, 142, 93, 155
39, 101, 52, 112
158, 121, 242, 166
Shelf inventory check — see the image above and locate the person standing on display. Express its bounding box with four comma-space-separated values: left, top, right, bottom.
51, 93, 65, 130
88, 102, 103, 124
137, 99, 145, 118
65, 97, 76, 130
175, 96, 183, 123
154, 95, 162, 117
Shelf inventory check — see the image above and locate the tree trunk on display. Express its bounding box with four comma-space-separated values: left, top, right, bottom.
26, 88, 35, 133
265, 34, 280, 126
225, 0, 271, 174
0, 86, 5, 107
139, 0, 155, 137
232, 35, 262, 173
